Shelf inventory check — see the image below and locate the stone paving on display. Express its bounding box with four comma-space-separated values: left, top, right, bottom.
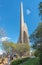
0, 58, 9, 65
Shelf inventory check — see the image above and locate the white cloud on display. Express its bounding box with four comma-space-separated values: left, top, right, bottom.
0, 37, 11, 42
0, 50, 6, 55
0, 50, 3, 55
26, 9, 31, 15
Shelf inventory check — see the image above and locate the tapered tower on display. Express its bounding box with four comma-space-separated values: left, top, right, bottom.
18, 2, 29, 44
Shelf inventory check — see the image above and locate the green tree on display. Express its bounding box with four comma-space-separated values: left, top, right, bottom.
17, 43, 30, 57
2, 42, 17, 54
39, 2, 42, 20
2, 41, 30, 57
30, 22, 42, 65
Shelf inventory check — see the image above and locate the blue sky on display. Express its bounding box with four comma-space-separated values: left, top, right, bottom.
0, 0, 42, 43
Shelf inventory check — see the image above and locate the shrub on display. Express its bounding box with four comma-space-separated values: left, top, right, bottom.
10, 57, 29, 65
39, 53, 42, 65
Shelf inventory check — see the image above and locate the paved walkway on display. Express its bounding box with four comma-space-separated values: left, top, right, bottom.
0, 58, 9, 65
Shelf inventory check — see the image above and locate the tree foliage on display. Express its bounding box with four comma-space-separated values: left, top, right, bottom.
30, 22, 42, 50
39, 2, 42, 20
2, 42, 30, 56
30, 22, 42, 65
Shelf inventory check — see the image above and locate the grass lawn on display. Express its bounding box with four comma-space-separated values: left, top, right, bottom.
20, 58, 39, 65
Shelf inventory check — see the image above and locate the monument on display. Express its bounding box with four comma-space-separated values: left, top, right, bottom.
18, 2, 29, 44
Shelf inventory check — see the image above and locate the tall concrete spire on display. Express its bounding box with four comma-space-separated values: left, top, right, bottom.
20, 2, 24, 43
18, 2, 29, 44
20, 2, 24, 24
